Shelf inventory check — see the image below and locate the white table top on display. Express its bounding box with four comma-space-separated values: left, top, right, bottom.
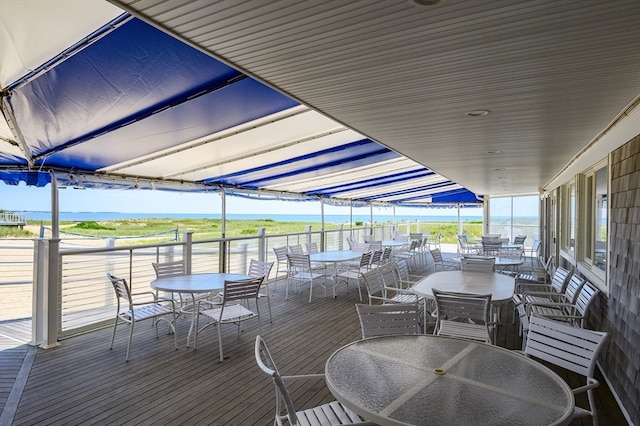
309, 250, 363, 263
381, 240, 409, 247
453, 256, 525, 267
325, 335, 574, 426
412, 270, 515, 302
150, 273, 251, 293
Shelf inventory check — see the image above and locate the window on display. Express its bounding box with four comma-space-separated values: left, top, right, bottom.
488, 195, 539, 247
579, 162, 607, 274
560, 181, 576, 257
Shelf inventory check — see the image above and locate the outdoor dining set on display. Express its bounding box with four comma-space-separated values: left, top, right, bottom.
105, 232, 608, 425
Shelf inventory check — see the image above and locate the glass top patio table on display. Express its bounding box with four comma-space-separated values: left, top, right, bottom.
325, 334, 574, 426
150, 273, 250, 346
381, 240, 410, 247
411, 270, 515, 303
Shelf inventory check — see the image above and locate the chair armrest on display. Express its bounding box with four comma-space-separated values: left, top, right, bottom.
281, 374, 325, 382
131, 291, 160, 300
522, 291, 567, 302
572, 377, 600, 395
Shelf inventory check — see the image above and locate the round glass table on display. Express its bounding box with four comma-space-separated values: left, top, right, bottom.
325, 335, 574, 426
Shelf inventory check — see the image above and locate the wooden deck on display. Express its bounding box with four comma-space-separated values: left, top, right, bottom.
0, 261, 628, 425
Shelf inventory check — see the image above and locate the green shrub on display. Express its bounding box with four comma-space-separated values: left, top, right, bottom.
74, 221, 115, 230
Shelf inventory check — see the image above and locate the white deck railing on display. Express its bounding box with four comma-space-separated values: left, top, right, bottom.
2, 223, 397, 346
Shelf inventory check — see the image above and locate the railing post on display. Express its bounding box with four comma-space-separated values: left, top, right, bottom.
305, 225, 312, 246
219, 240, 227, 273
239, 243, 248, 273
338, 224, 344, 250
183, 232, 193, 274
258, 228, 266, 262
32, 238, 61, 349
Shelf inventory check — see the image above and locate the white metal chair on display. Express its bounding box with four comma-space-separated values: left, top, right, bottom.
152, 259, 208, 316
107, 273, 177, 361
430, 248, 459, 271
513, 265, 571, 309
273, 246, 292, 293
355, 302, 421, 338
151, 259, 186, 305
248, 259, 275, 323
194, 277, 263, 362
361, 268, 419, 306
432, 289, 494, 344
523, 315, 608, 425
460, 256, 495, 273
393, 258, 422, 289
526, 280, 599, 328
286, 253, 327, 303
255, 336, 373, 426
334, 251, 372, 300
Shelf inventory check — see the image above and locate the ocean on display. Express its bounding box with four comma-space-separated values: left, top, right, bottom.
18, 211, 485, 223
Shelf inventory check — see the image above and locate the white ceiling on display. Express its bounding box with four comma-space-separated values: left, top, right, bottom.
111, 0, 640, 196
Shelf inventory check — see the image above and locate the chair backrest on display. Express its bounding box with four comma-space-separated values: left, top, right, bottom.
362, 234, 375, 243
221, 277, 263, 303
524, 315, 608, 380
107, 273, 132, 304
563, 275, 586, 305
430, 248, 444, 264
377, 262, 398, 288
498, 248, 523, 259
394, 259, 411, 283
370, 249, 383, 266
573, 281, 600, 327
380, 247, 393, 264
304, 242, 319, 254
482, 240, 502, 256
273, 246, 289, 263
361, 268, 386, 301
531, 239, 542, 252
289, 244, 304, 255
286, 253, 312, 272
249, 259, 274, 281
432, 289, 492, 324
550, 267, 572, 294
255, 336, 299, 425
368, 241, 382, 251
392, 231, 407, 241
351, 242, 371, 252
357, 251, 373, 269
152, 259, 185, 278
513, 235, 527, 245
460, 256, 495, 273
346, 236, 356, 249
355, 302, 420, 338
409, 233, 423, 241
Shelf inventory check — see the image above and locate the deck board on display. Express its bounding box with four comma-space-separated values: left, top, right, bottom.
0, 261, 629, 425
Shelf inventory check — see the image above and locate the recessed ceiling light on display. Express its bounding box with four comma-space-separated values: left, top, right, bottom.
485, 150, 502, 155
466, 110, 491, 117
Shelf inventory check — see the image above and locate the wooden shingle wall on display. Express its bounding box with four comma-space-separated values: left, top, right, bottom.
607, 133, 640, 425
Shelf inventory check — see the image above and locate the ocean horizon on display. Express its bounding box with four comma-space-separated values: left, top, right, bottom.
16, 211, 490, 223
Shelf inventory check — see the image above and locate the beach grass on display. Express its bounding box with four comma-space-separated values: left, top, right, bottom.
1, 218, 484, 245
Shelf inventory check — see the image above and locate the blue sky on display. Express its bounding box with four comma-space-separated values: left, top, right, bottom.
0, 181, 486, 216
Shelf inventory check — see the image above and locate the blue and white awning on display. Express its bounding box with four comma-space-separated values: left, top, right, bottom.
0, 9, 480, 206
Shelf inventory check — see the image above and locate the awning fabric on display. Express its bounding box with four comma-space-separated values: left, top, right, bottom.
0, 12, 480, 207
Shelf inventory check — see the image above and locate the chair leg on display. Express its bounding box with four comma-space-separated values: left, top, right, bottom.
110, 318, 118, 350
126, 321, 134, 362
218, 323, 225, 363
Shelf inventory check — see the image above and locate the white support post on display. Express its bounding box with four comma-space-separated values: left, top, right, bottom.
183, 232, 193, 274
258, 228, 266, 262
32, 238, 61, 349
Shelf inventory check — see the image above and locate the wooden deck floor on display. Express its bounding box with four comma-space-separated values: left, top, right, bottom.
0, 261, 628, 425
